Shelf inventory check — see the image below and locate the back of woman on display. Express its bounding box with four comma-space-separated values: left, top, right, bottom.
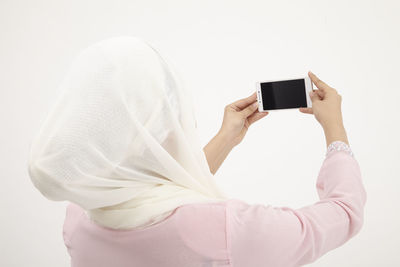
29, 36, 366, 267
63, 201, 230, 267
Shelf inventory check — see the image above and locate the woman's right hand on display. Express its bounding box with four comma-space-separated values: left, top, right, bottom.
299, 71, 349, 146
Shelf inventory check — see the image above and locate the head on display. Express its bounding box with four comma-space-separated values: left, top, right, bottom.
28, 36, 225, 213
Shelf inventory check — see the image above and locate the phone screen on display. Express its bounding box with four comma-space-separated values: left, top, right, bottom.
260, 79, 307, 110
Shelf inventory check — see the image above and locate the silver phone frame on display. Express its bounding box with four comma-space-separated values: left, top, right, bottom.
256, 76, 313, 112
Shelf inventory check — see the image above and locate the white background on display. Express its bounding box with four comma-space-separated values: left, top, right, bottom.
1, 0, 399, 266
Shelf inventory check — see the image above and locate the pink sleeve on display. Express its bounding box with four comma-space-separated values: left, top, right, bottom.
227, 150, 367, 267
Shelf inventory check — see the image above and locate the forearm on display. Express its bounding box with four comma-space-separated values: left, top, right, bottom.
203, 131, 236, 175
323, 123, 349, 147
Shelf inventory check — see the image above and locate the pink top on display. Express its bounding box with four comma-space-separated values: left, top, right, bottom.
63, 147, 366, 267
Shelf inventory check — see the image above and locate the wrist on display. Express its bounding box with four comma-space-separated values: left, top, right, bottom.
326, 141, 354, 157
322, 120, 345, 133
323, 124, 349, 147
203, 130, 236, 175
216, 129, 237, 149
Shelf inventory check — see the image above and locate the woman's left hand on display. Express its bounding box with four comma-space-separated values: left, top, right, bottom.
218, 92, 269, 147
203, 92, 268, 174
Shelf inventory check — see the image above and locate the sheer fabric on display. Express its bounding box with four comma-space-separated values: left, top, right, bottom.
28, 36, 227, 229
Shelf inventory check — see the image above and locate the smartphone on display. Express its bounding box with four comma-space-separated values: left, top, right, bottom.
256, 77, 313, 112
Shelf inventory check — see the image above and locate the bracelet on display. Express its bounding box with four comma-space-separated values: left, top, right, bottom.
326, 141, 354, 157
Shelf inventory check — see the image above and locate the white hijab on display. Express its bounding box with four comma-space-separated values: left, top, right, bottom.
28, 36, 228, 229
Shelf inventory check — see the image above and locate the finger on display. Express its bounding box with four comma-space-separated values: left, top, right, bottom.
240, 101, 259, 117
309, 91, 320, 103
231, 92, 257, 110
308, 71, 331, 92
299, 107, 313, 114
248, 111, 268, 125
314, 89, 324, 99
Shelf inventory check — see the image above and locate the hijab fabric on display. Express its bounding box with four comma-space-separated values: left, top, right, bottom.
28, 36, 228, 229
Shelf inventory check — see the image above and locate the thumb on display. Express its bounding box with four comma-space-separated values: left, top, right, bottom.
241, 101, 259, 117
309, 91, 320, 103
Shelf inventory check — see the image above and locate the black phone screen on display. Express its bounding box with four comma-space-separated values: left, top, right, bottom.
260, 79, 307, 110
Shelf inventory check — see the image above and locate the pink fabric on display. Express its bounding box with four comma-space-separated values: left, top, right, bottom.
63, 150, 366, 267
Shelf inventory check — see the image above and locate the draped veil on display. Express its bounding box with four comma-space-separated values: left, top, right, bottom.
28, 36, 227, 229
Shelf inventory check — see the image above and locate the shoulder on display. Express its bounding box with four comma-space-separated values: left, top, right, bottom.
63, 202, 86, 246
174, 201, 229, 260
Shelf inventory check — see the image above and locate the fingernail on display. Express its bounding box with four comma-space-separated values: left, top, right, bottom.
309, 71, 314, 75
309, 91, 314, 97
253, 102, 258, 108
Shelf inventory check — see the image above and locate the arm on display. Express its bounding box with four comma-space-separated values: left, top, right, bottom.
300, 71, 349, 147
227, 143, 367, 266
287, 144, 366, 265
289, 72, 367, 263
228, 72, 366, 266
203, 131, 236, 175
203, 92, 268, 174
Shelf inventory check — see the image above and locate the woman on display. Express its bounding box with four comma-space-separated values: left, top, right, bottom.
28, 36, 366, 267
